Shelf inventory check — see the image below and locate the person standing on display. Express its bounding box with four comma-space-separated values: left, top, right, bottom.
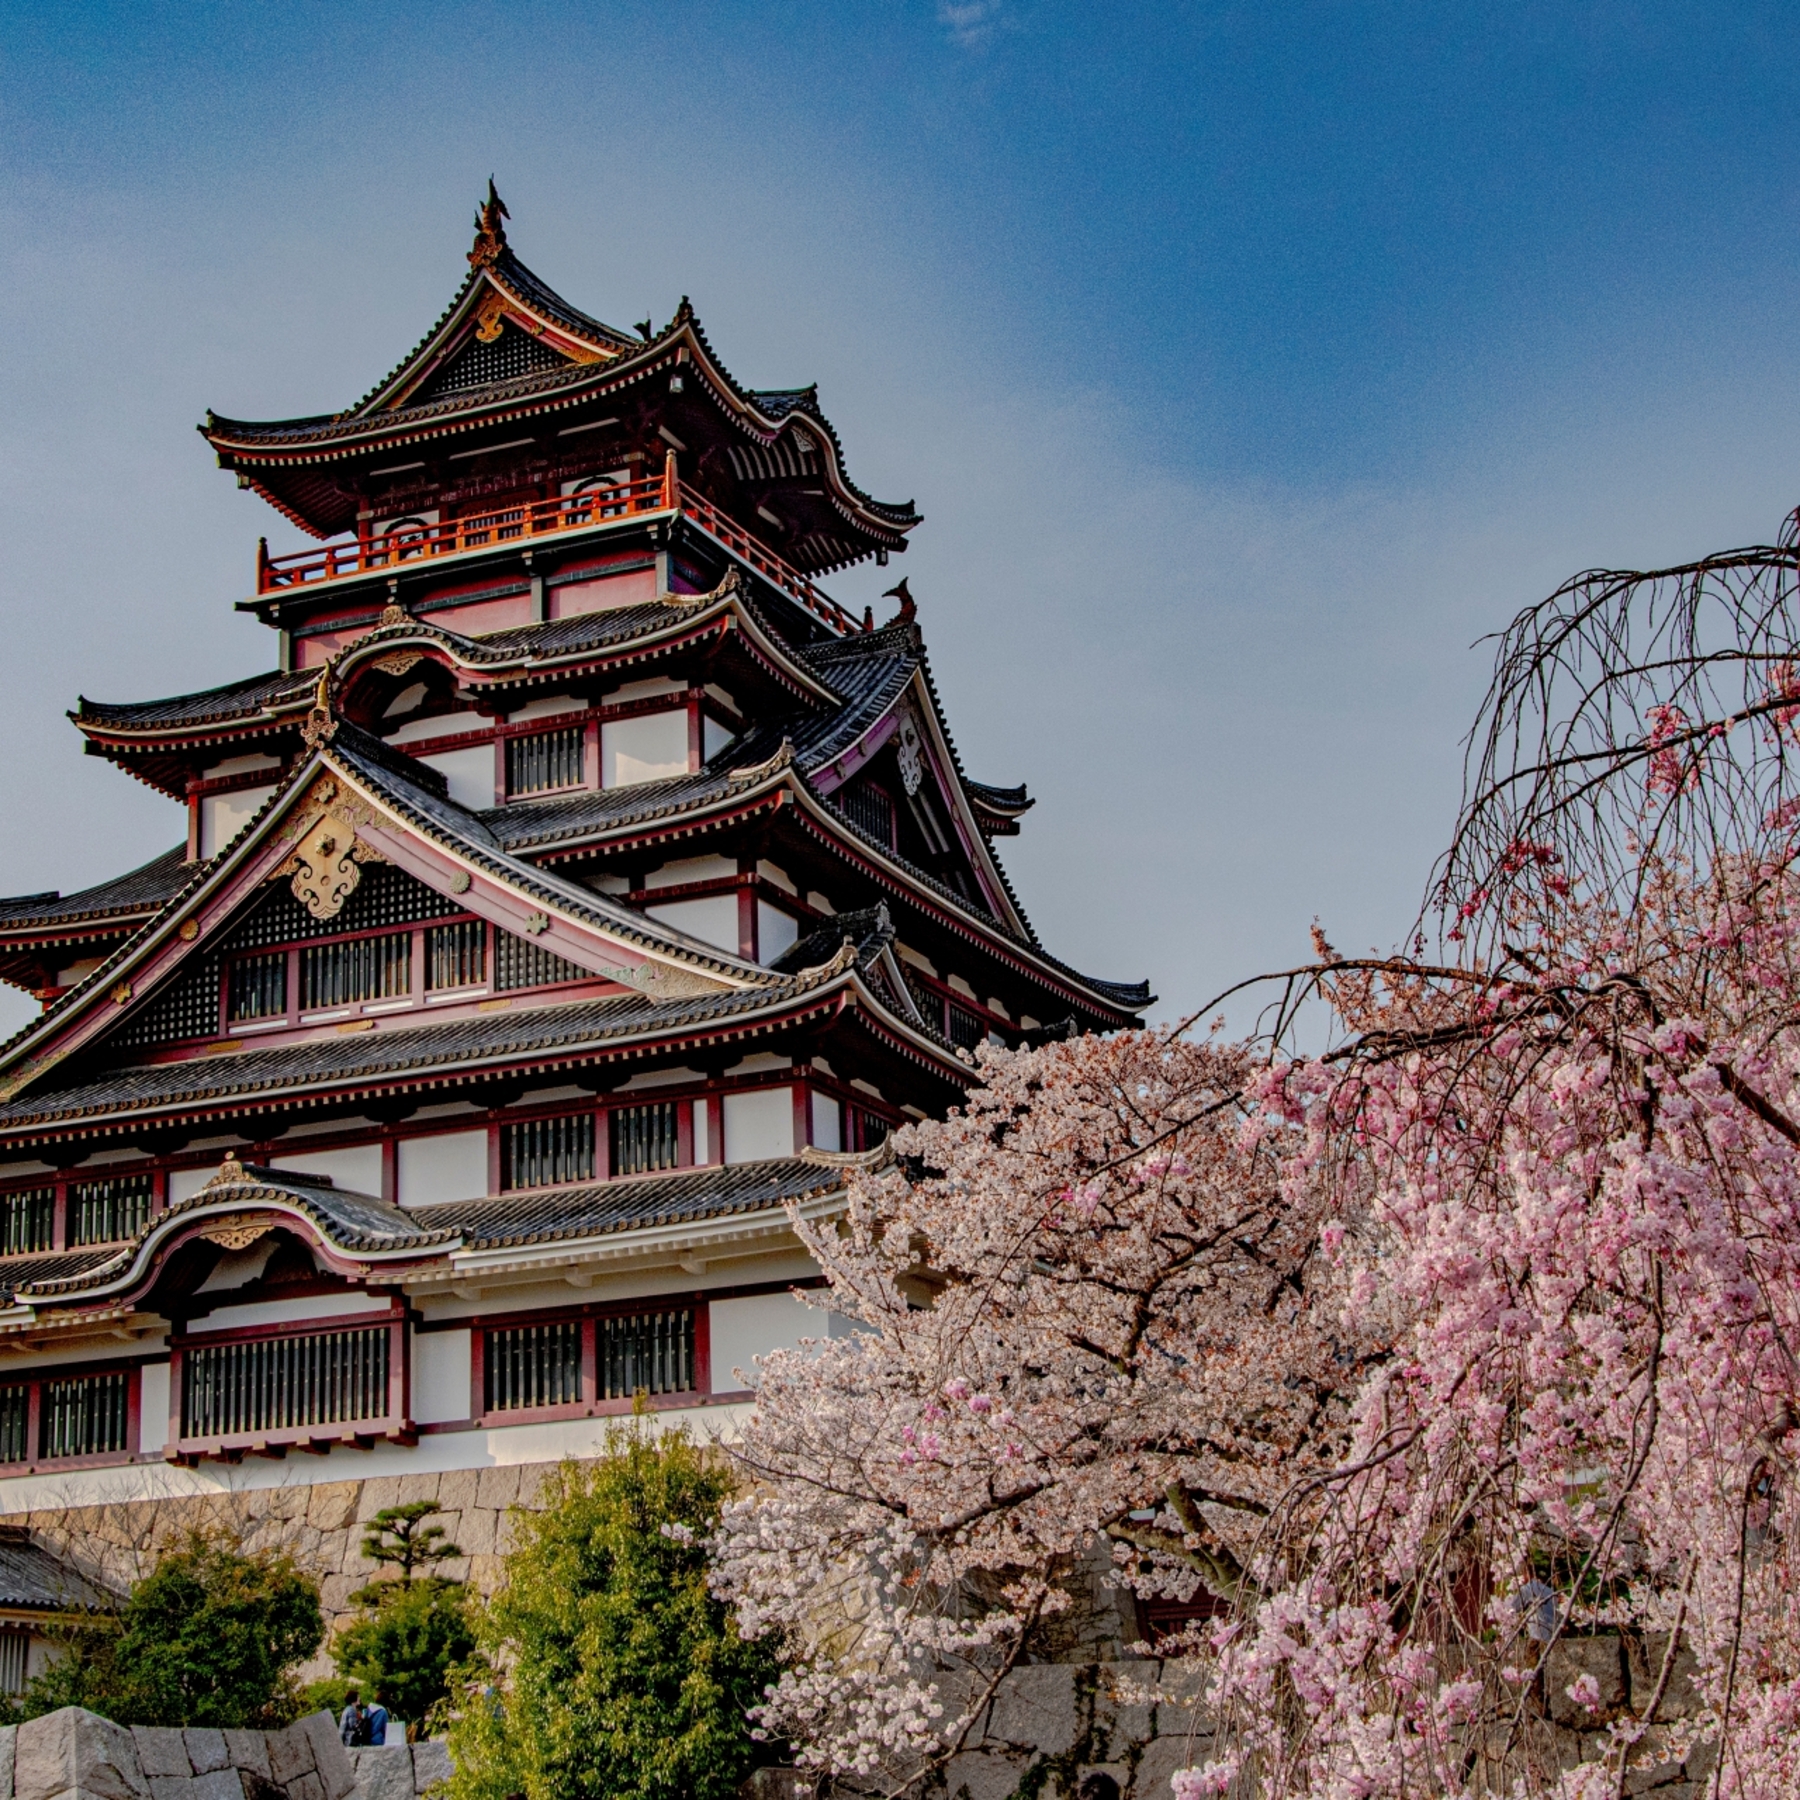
363, 1688, 390, 1747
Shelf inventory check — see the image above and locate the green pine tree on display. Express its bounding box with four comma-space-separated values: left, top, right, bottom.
448, 1426, 786, 1800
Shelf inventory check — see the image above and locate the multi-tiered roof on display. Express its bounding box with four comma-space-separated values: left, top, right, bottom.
0, 193, 1148, 1473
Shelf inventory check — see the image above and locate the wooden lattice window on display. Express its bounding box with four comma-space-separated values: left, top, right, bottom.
506, 727, 585, 797
0, 1188, 54, 1256
42, 1370, 129, 1460
599, 1308, 695, 1400
610, 1103, 679, 1177
70, 1174, 153, 1246
299, 932, 411, 1010
502, 1113, 595, 1190
494, 932, 587, 992
484, 1319, 582, 1413
182, 1326, 389, 1441
426, 919, 487, 990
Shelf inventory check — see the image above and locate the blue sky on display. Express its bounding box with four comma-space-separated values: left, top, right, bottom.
3, 1, 1799, 1032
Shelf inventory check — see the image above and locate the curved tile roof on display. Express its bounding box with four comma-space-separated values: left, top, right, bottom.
0, 848, 190, 929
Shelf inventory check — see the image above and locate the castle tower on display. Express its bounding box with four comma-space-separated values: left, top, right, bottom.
0, 193, 1150, 1636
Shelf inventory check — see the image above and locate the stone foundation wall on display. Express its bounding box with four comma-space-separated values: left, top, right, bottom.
0, 1468, 556, 1637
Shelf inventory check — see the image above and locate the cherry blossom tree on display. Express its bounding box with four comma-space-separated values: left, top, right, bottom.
715, 507, 1800, 1798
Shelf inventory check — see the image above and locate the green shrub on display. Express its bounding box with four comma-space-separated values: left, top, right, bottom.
333, 1578, 476, 1733
25, 1530, 322, 1727
447, 1426, 785, 1800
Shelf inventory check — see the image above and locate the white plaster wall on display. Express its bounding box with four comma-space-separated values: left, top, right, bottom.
711, 1292, 817, 1389
691, 1101, 710, 1165
139, 1363, 170, 1456
724, 1087, 795, 1163
757, 901, 799, 965
602, 711, 688, 786
199, 786, 277, 858
412, 1329, 472, 1425
416, 745, 495, 809
703, 716, 734, 762
646, 854, 735, 889
397, 1131, 489, 1206
270, 1144, 384, 1198
810, 1090, 842, 1152
167, 1167, 217, 1206
646, 895, 740, 955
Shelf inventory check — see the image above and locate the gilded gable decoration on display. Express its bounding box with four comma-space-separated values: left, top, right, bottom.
895, 711, 925, 798
278, 811, 386, 921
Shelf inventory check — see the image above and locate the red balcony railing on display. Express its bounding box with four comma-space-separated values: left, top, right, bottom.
256, 468, 865, 636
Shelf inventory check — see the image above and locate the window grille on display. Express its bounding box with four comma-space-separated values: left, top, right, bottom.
946, 1003, 987, 1050
70, 1174, 153, 1246
600, 1308, 694, 1399
502, 1113, 595, 1190
484, 1319, 582, 1413
506, 727, 585, 797
181, 1326, 389, 1441
228, 865, 458, 950
113, 953, 222, 1048
0, 1188, 54, 1256
228, 951, 287, 1022
418, 325, 564, 400
299, 932, 411, 1011
426, 919, 487, 990
836, 781, 895, 848
611, 1103, 679, 1177
0, 1386, 26, 1463
0, 1631, 25, 1696
494, 932, 587, 992
42, 1370, 129, 1460
846, 1108, 889, 1154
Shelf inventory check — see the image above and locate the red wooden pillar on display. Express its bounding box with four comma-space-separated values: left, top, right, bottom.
692, 1298, 712, 1396
686, 695, 703, 774
791, 1084, 811, 1154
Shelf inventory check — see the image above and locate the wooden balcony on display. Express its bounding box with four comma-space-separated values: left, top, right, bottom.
257, 467, 868, 637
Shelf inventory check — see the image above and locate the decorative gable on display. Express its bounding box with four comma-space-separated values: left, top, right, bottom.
410, 318, 571, 405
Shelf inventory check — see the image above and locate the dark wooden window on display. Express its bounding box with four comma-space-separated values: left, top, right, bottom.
299, 932, 411, 1010
70, 1173, 154, 1246
484, 1319, 582, 1413
506, 727, 585, 797
0, 1628, 25, 1695
42, 1370, 129, 1460
0, 1387, 26, 1463
502, 1113, 595, 1190
182, 1326, 389, 1440
228, 950, 287, 1022
837, 781, 895, 848
494, 932, 588, 992
946, 1002, 987, 1049
846, 1108, 890, 1154
0, 1188, 54, 1256
611, 1102, 679, 1177
600, 1307, 694, 1400
426, 919, 487, 990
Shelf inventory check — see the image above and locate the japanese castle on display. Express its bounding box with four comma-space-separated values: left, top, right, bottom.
0, 190, 1149, 1542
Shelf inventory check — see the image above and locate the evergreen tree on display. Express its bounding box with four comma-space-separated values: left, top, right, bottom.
448, 1426, 784, 1800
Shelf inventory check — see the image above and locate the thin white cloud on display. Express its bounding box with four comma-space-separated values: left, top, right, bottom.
937, 1, 1014, 49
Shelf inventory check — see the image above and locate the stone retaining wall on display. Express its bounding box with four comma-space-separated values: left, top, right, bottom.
0, 1469, 553, 1634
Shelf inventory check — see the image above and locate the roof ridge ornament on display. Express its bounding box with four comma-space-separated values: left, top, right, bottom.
301, 659, 338, 749
468, 178, 510, 269
729, 737, 796, 781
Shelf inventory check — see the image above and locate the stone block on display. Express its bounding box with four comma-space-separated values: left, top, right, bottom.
349, 1748, 413, 1800
435, 1470, 479, 1515
182, 1736, 229, 1780
1627, 1633, 1702, 1722
190, 1772, 245, 1800
410, 1743, 451, 1797
294, 1718, 353, 1800
17, 1708, 149, 1800
982, 1665, 1082, 1757
0, 1723, 19, 1800
467, 1556, 504, 1595
1131, 1737, 1211, 1800
1545, 1636, 1627, 1725
132, 1732, 191, 1781
307, 1485, 362, 1533
264, 1727, 314, 1791
942, 1754, 1020, 1800
453, 1511, 495, 1557
148, 1780, 196, 1800
220, 1736, 268, 1783
288, 1776, 325, 1800
473, 1467, 519, 1511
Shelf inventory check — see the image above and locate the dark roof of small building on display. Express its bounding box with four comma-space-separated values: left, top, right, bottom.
0, 848, 191, 930
0, 1533, 115, 1612
433, 1155, 847, 1249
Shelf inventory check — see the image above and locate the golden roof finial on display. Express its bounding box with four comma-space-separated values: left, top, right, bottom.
301, 657, 339, 750
469, 178, 510, 269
